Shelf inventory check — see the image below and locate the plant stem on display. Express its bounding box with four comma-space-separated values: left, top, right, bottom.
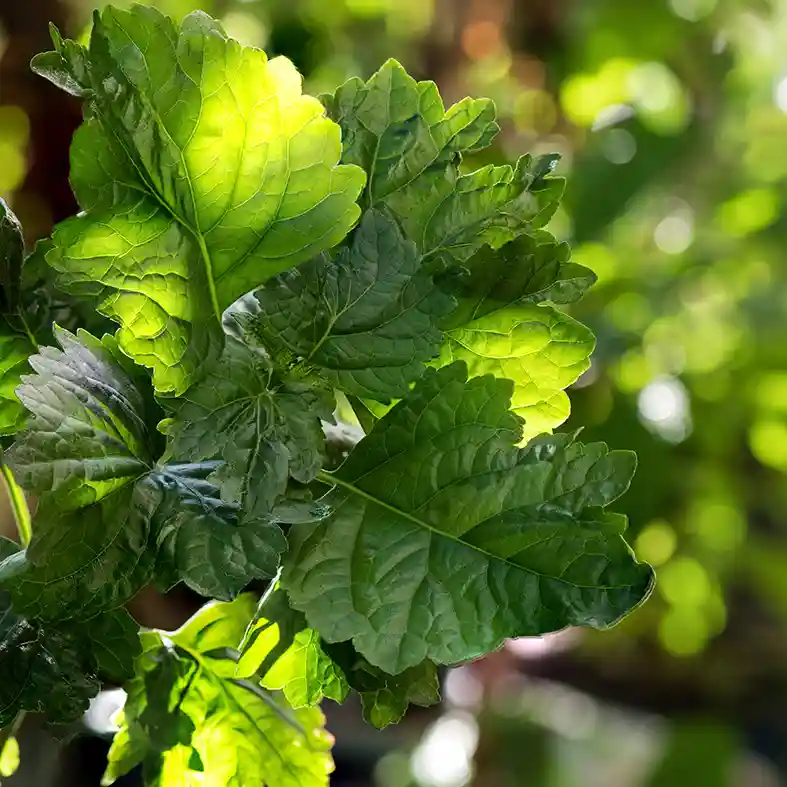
0, 461, 31, 547
0, 710, 25, 758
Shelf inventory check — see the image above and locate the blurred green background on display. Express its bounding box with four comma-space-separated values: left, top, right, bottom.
2, 0, 787, 785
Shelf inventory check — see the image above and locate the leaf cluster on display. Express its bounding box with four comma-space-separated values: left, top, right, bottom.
0, 6, 653, 784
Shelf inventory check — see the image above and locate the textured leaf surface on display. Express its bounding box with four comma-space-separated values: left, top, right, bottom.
166, 337, 333, 516
6, 327, 151, 509
254, 210, 454, 400
0, 539, 136, 727
38, 6, 365, 394
283, 362, 653, 673
436, 304, 595, 441
324, 60, 562, 267
146, 464, 286, 600
7, 329, 280, 608
443, 233, 597, 330
4, 489, 154, 621
104, 598, 334, 787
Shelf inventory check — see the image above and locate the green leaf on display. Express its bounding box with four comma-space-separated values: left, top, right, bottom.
0, 328, 33, 435
104, 599, 334, 787
324, 60, 562, 268
6, 329, 281, 610
0, 199, 38, 436
253, 210, 454, 400
0, 602, 99, 728
323, 642, 439, 728
6, 326, 152, 509
238, 587, 348, 708
0, 197, 24, 314
0, 541, 133, 728
39, 6, 365, 394
145, 464, 286, 600
2, 488, 155, 621
442, 233, 597, 330
166, 337, 334, 516
435, 304, 595, 442
282, 362, 654, 673
83, 607, 141, 683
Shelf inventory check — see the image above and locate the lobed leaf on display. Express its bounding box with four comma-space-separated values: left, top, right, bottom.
282, 362, 654, 673
165, 337, 333, 517
238, 587, 348, 708
104, 597, 334, 787
442, 233, 597, 330
324, 59, 563, 269
7, 329, 283, 610
253, 210, 455, 401
435, 303, 595, 441
145, 464, 286, 600
36, 6, 366, 394
0, 537, 139, 727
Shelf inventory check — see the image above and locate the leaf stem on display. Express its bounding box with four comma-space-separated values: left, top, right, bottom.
1, 461, 31, 547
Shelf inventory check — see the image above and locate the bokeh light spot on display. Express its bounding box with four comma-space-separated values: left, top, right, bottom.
635, 520, 677, 566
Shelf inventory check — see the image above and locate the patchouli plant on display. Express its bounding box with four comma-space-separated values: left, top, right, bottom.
0, 5, 654, 784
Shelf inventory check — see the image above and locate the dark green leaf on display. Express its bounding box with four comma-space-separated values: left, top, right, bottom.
324, 59, 562, 268
282, 362, 654, 673
323, 642, 439, 728
442, 233, 597, 330
39, 7, 365, 394
253, 210, 454, 400
146, 464, 285, 600
166, 337, 333, 517
3, 488, 154, 621
0, 569, 130, 728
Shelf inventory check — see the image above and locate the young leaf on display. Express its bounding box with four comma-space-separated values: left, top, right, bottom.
37, 6, 366, 394
104, 599, 334, 787
282, 362, 654, 674
324, 60, 562, 267
165, 337, 334, 517
435, 304, 595, 441
442, 233, 597, 330
238, 587, 348, 708
253, 210, 455, 400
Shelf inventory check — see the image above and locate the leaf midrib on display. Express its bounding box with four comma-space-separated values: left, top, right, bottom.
316, 469, 640, 591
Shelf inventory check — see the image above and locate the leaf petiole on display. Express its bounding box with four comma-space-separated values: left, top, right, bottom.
1, 460, 31, 547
